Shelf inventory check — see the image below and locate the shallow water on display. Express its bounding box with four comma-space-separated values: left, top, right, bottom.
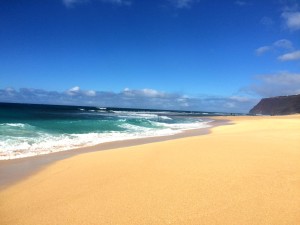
0, 103, 226, 159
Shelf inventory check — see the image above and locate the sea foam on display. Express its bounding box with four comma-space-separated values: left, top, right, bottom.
0, 103, 215, 160
0, 120, 211, 160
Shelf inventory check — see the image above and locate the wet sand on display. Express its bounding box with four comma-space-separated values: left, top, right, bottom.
1, 115, 300, 225
0, 119, 228, 189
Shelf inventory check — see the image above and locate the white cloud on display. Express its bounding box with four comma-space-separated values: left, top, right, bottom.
123, 88, 166, 98
66, 86, 97, 97
141, 89, 164, 97
282, 11, 300, 31
69, 86, 80, 92
255, 39, 296, 58
278, 50, 300, 61
244, 72, 300, 97
0, 87, 257, 113
191, 95, 258, 113
255, 46, 272, 55
85, 90, 96, 96
66, 86, 81, 95
255, 39, 300, 62
261, 73, 300, 85
4, 87, 15, 96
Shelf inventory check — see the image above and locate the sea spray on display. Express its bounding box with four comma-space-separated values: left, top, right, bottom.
0, 103, 220, 160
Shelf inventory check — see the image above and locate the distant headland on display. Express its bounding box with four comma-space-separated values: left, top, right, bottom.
250, 94, 300, 115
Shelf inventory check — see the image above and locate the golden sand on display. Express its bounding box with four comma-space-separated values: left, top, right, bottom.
1, 115, 300, 225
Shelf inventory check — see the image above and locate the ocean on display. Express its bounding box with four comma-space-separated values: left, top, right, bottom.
0, 103, 227, 160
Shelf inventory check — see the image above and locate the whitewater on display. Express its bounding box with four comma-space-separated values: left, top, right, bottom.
0, 103, 222, 160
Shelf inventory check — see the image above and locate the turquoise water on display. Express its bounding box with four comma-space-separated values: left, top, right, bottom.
0, 103, 218, 160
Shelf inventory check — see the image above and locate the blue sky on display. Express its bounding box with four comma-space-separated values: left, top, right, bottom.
0, 0, 300, 112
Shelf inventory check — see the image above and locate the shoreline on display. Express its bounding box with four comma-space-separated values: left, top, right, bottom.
1, 115, 300, 225
0, 118, 229, 190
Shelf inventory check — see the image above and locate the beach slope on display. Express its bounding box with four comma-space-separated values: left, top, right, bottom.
1, 116, 300, 225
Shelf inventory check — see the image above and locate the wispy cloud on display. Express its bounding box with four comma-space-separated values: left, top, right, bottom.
273, 39, 294, 49
255, 39, 295, 58
63, 0, 131, 7
188, 96, 258, 113
102, 0, 132, 5
243, 72, 300, 97
0, 86, 256, 113
168, 0, 199, 9
255, 46, 272, 56
235, 1, 249, 6
63, 0, 87, 7
278, 50, 300, 61
255, 39, 300, 63
260, 16, 274, 26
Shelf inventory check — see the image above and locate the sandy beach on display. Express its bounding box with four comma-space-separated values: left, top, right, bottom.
1, 115, 300, 225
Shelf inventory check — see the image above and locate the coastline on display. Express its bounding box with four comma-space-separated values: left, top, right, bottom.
1, 115, 300, 225
0, 118, 229, 190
